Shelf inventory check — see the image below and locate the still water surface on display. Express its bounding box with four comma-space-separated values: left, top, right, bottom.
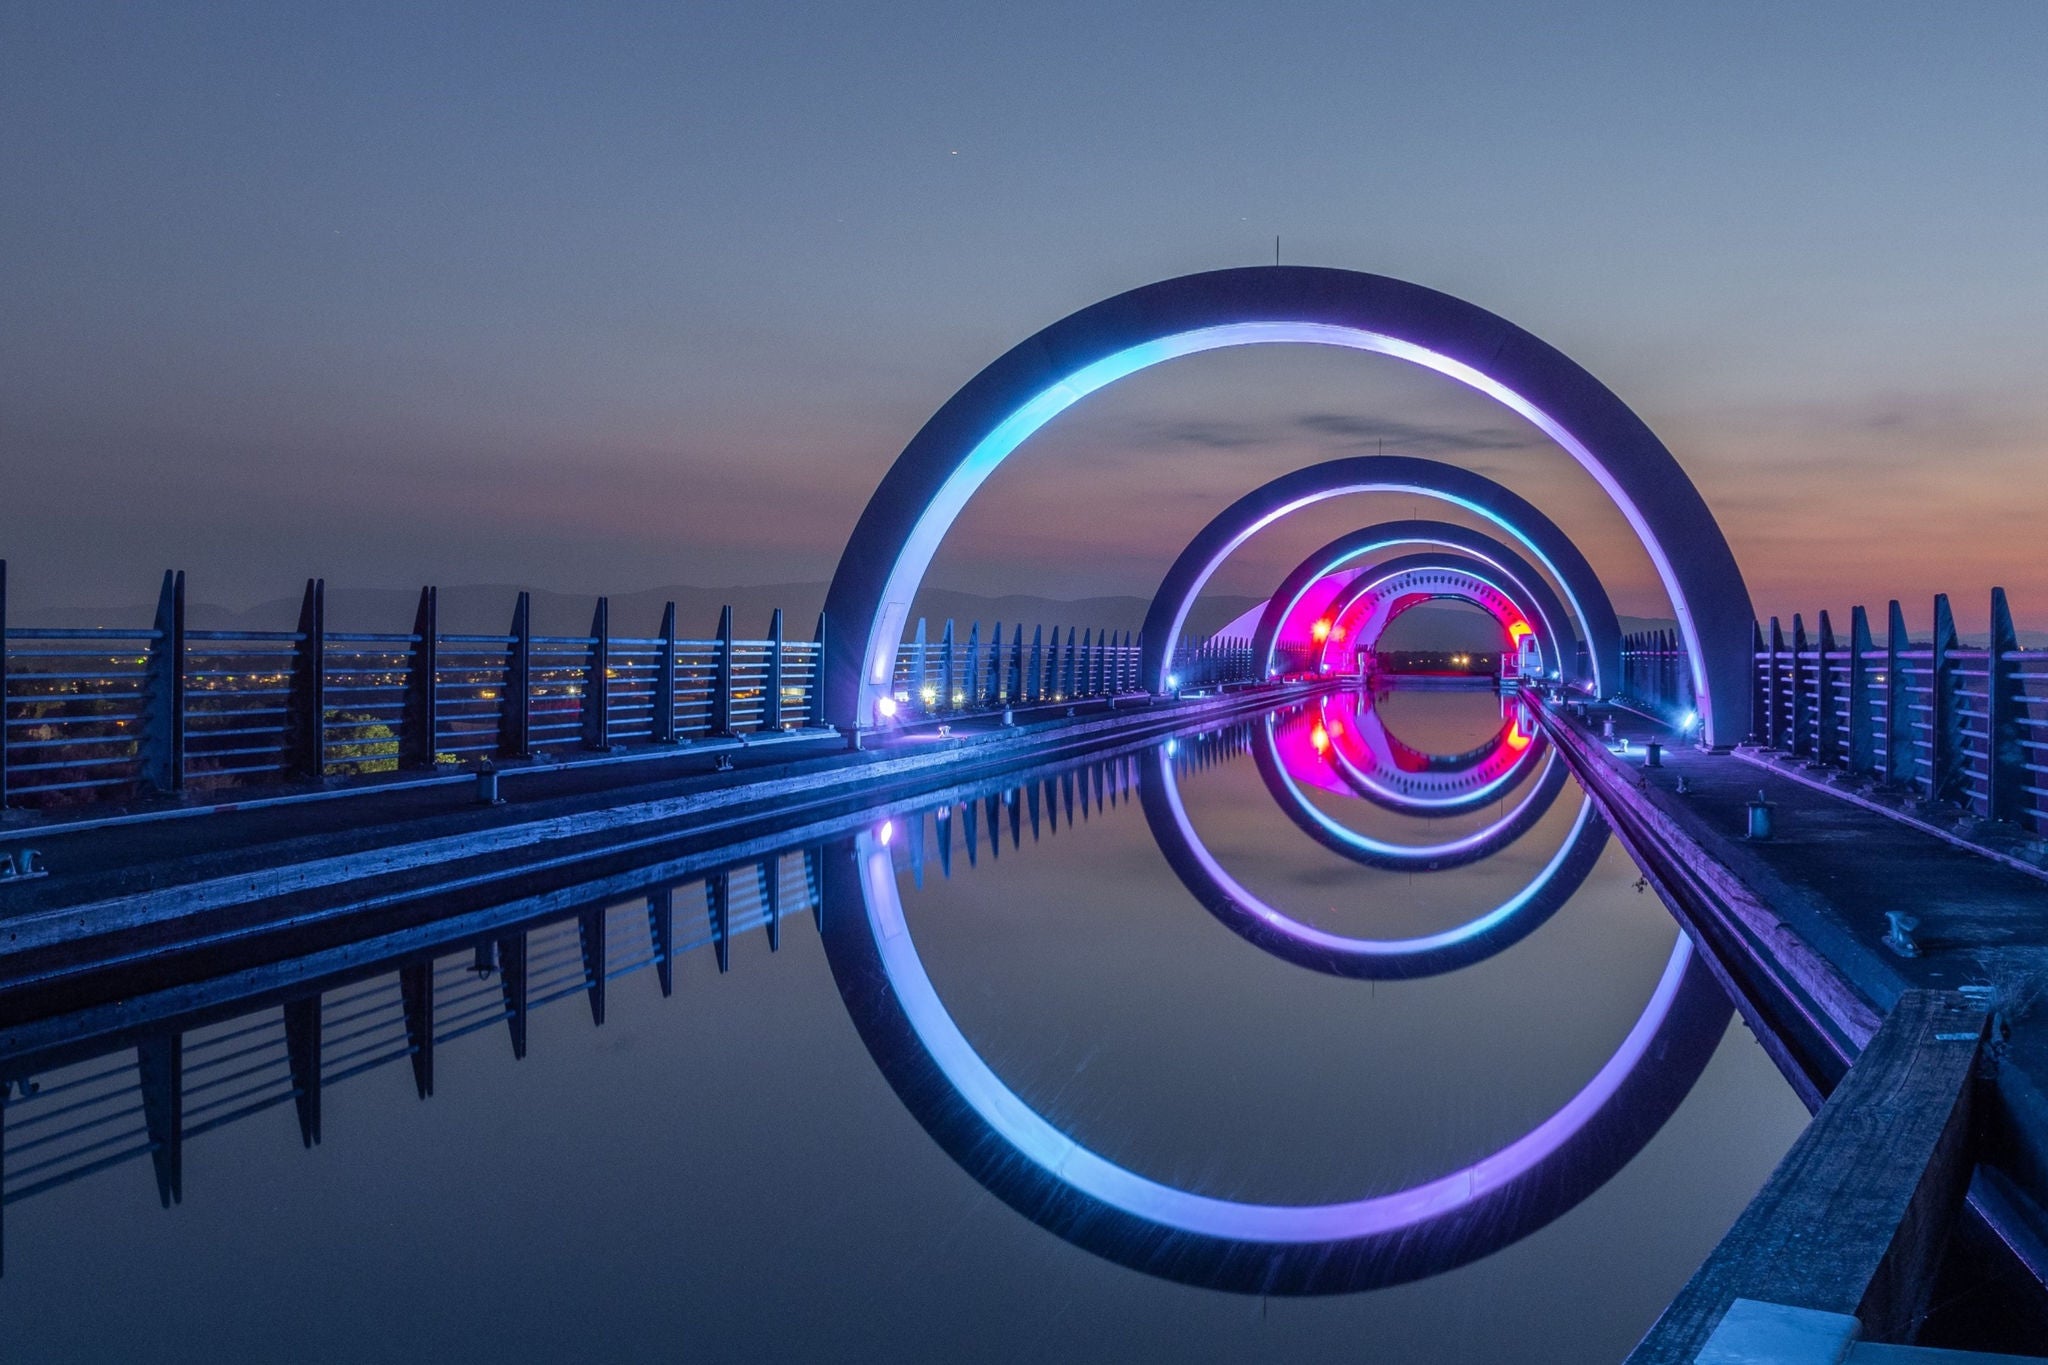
1, 690, 1808, 1363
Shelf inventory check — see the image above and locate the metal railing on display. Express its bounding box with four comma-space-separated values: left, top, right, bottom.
882, 618, 1257, 719
1749, 590, 2047, 838
0, 563, 1226, 814
0, 566, 830, 810
1621, 629, 1694, 720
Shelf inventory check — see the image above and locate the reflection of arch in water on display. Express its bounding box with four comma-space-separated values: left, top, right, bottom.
821, 825, 1729, 1294
1247, 524, 1579, 681
1256, 704, 1571, 872
1308, 689, 1541, 816
1142, 740, 1609, 980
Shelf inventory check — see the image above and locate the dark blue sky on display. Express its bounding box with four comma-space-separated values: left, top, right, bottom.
3, 2, 2044, 625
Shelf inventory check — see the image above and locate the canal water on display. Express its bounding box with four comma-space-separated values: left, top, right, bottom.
0, 689, 1809, 1363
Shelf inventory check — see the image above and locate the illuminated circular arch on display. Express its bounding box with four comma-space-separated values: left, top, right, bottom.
1247, 523, 1580, 682
821, 268, 1750, 743
1321, 554, 1560, 677
1255, 699, 1571, 872
1142, 455, 1625, 703
1326, 563, 1530, 671
820, 823, 1729, 1293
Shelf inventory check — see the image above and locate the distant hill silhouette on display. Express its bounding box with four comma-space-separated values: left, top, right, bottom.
19, 591, 2044, 649
17, 582, 1266, 644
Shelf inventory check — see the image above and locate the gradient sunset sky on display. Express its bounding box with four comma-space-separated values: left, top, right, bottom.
3, 2, 2044, 631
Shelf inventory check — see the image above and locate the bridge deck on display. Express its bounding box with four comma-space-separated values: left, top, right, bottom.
1535, 695, 2048, 1352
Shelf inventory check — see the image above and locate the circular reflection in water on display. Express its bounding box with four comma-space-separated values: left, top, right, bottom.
1256, 703, 1574, 874
1321, 690, 1540, 815
819, 731, 1730, 1294
1149, 713, 1612, 980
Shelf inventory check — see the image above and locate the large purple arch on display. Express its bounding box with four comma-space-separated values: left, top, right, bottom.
822, 267, 1753, 746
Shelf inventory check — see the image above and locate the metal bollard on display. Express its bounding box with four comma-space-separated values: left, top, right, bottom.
1883, 912, 1921, 958
1745, 790, 1774, 840
1601, 714, 1616, 740
1646, 741, 1663, 768
475, 760, 501, 805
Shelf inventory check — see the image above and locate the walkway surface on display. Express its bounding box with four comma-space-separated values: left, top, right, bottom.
1536, 696, 2048, 1353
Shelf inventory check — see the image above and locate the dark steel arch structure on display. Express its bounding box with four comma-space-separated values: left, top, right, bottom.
1316, 561, 1534, 673
1320, 551, 1565, 675
821, 267, 1751, 745
1244, 525, 1579, 678
1245, 544, 1564, 683
1141, 455, 1624, 703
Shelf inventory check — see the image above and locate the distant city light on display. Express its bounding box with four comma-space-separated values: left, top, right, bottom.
920, 685, 938, 705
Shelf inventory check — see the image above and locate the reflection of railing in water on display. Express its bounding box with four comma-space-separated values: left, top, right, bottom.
0, 850, 823, 1267
0, 737, 1222, 1272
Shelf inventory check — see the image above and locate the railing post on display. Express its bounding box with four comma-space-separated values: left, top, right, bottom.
282, 577, 327, 781
1848, 605, 1875, 774
653, 603, 677, 743
1750, 621, 1767, 743
939, 619, 955, 710
911, 617, 927, 708
140, 569, 186, 795
1885, 600, 1913, 788
498, 591, 531, 759
400, 586, 438, 770
984, 621, 1003, 706
1986, 587, 2025, 825
765, 608, 785, 731
1929, 593, 1962, 805
581, 597, 611, 750
1814, 610, 1839, 767
711, 605, 734, 736
0, 558, 9, 810
808, 613, 827, 728
1764, 617, 1784, 749
1789, 614, 1810, 757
